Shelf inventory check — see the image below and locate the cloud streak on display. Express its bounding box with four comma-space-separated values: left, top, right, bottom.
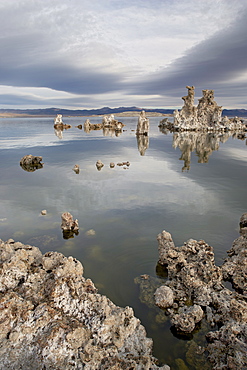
0, 0, 246, 109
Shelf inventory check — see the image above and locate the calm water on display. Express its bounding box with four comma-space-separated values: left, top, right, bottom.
0, 116, 246, 368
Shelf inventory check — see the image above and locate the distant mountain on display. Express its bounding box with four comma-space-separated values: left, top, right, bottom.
0, 106, 246, 117
222, 109, 247, 117
0, 106, 174, 117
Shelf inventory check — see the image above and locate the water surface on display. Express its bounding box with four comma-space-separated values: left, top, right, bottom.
0, 116, 246, 368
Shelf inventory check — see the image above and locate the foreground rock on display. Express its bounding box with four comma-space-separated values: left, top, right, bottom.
0, 240, 168, 370
151, 213, 247, 369
20, 155, 43, 172
160, 86, 246, 132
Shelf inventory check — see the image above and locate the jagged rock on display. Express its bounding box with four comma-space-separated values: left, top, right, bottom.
136, 110, 150, 135
170, 305, 204, 333
102, 114, 125, 131
54, 114, 63, 125
20, 155, 43, 172
0, 240, 169, 370
160, 86, 246, 132
54, 114, 72, 130
221, 233, 247, 296
96, 160, 104, 171
72, 164, 80, 174
84, 119, 103, 133
61, 212, 79, 239
152, 214, 247, 369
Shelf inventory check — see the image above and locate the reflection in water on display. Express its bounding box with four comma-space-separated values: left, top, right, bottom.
136, 134, 149, 156
62, 229, 79, 239
103, 127, 122, 137
161, 130, 239, 171
54, 125, 72, 139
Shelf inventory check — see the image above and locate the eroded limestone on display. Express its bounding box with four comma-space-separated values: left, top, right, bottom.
0, 240, 169, 370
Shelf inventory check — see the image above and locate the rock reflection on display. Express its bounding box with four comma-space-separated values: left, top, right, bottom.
160, 130, 243, 171
136, 134, 149, 156
54, 125, 71, 139
84, 116, 124, 136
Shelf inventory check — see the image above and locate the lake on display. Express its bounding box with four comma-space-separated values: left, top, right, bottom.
0, 116, 246, 368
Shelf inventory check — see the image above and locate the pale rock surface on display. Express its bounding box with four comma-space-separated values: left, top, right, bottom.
54, 114, 72, 129
153, 214, 247, 368
161, 86, 246, 131
0, 240, 169, 370
61, 212, 79, 237
20, 155, 43, 172
154, 286, 174, 308
136, 110, 150, 135
96, 160, 104, 170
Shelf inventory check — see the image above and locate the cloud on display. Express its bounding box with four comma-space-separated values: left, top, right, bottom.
0, 0, 246, 108
131, 5, 247, 107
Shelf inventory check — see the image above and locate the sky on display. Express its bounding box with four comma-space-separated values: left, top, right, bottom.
0, 0, 247, 110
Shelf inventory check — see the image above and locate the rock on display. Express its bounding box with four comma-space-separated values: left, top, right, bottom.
102, 114, 125, 131
160, 86, 246, 132
96, 160, 104, 171
152, 213, 247, 368
54, 114, 72, 130
40, 210, 47, 215
61, 212, 79, 239
170, 305, 204, 333
20, 155, 43, 172
54, 114, 63, 125
0, 240, 168, 370
136, 110, 150, 135
154, 286, 174, 308
84, 119, 103, 133
110, 162, 115, 168
72, 164, 80, 174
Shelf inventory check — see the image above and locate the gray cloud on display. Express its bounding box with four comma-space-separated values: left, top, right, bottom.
0, 1, 247, 109
133, 7, 247, 104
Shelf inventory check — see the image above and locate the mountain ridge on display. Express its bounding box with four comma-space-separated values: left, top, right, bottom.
0, 106, 246, 117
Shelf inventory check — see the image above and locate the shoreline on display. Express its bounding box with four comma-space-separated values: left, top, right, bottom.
0, 111, 172, 118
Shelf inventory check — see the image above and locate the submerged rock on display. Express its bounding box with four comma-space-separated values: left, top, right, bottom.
0, 240, 169, 370
20, 155, 43, 172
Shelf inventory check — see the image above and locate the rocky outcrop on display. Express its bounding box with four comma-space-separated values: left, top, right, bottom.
84, 116, 124, 135
61, 212, 79, 239
136, 110, 149, 135
0, 239, 169, 370
102, 114, 125, 131
160, 86, 246, 131
54, 114, 72, 130
84, 119, 103, 133
20, 155, 43, 172
151, 214, 247, 369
